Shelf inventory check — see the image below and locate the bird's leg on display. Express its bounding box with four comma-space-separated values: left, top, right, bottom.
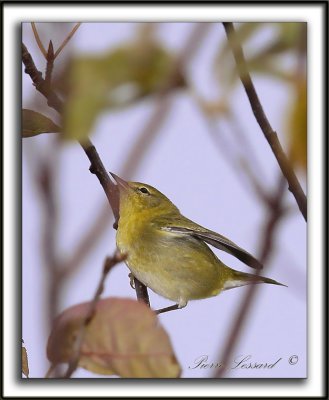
155, 299, 187, 315
155, 304, 180, 315
128, 273, 135, 289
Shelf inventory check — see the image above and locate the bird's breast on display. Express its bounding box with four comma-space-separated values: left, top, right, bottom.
116, 217, 223, 303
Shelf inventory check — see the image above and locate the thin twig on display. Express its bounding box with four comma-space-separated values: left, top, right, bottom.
214, 175, 287, 378
35, 135, 63, 379
54, 22, 82, 59
37, 138, 60, 329
200, 110, 271, 204
31, 22, 81, 61
45, 363, 56, 378
228, 110, 267, 183
222, 22, 307, 221
63, 251, 126, 378
45, 41, 55, 90
31, 22, 47, 59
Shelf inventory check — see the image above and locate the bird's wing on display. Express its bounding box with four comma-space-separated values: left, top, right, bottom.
161, 219, 262, 270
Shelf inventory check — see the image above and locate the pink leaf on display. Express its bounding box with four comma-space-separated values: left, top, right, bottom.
47, 297, 181, 378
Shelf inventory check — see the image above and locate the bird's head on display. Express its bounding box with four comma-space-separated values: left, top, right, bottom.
110, 173, 178, 219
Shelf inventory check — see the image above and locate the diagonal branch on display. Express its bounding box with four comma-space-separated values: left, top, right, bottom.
54, 22, 82, 59
62, 251, 126, 378
22, 42, 120, 225
31, 22, 47, 59
214, 175, 287, 378
222, 22, 307, 221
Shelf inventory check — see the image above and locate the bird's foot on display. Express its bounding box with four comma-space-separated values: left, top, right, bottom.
128, 273, 135, 289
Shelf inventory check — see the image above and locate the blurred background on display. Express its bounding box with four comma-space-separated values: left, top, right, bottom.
22, 22, 306, 378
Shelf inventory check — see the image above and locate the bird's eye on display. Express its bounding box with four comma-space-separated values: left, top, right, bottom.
138, 187, 150, 195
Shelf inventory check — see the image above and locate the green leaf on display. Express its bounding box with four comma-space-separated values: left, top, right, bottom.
59, 40, 183, 142
22, 109, 61, 138
47, 297, 181, 378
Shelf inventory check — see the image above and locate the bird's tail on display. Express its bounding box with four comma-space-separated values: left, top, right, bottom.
222, 268, 287, 291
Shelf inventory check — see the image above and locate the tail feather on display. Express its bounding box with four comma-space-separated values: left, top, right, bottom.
222, 270, 287, 291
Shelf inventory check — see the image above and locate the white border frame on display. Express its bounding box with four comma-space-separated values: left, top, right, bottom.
4, 3, 325, 398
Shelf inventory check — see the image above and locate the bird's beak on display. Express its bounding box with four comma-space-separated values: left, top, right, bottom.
110, 172, 130, 191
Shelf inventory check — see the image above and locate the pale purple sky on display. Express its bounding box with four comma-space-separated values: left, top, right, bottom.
22, 22, 306, 378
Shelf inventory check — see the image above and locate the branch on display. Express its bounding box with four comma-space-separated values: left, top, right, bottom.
31, 22, 47, 59
199, 108, 271, 205
31, 22, 82, 60
214, 175, 287, 378
133, 277, 151, 307
54, 22, 82, 59
62, 251, 126, 378
36, 136, 63, 378
22, 42, 120, 224
222, 22, 307, 221
22, 43, 63, 112
81, 140, 120, 225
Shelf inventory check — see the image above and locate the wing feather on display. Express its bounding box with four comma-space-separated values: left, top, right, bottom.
161, 225, 262, 270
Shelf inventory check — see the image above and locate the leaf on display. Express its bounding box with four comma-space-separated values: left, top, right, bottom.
22, 342, 29, 377
286, 77, 307, 171
22, 109, 61, 138
47, 297, 181, 378
59, 40, 183, 142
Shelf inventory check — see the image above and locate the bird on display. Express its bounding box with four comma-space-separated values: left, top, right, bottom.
110, 172, 286, 314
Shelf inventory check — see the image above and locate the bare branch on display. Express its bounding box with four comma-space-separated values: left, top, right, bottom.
22, 43, 119, 225
22, 43, 63, 112
214, 175, 287, 378
54, 22, 82, 59
199, 109, 271, 204
36, 137, 61, 331
133, 277, 151, 307
63, 251, 126, 378
31, 22, 47, 59
222, 22, 307, 221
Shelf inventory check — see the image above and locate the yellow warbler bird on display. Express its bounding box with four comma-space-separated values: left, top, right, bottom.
111, 173, 285, 313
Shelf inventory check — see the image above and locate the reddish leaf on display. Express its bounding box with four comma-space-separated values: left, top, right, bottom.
47, 297, 181, 378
